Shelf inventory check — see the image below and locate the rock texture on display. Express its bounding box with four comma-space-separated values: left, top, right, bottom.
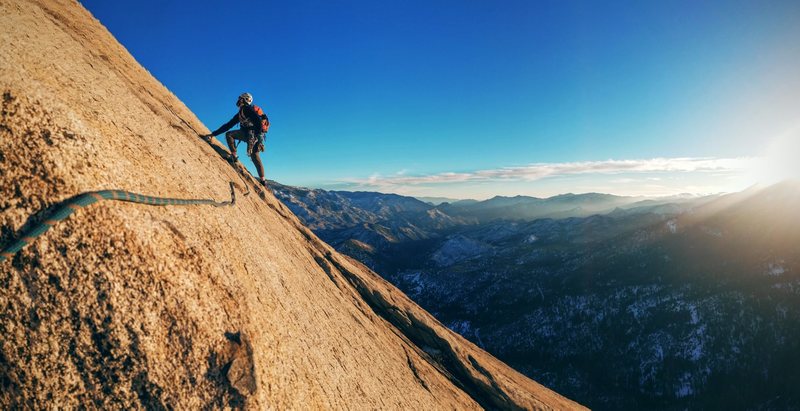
0, 0, 584, 409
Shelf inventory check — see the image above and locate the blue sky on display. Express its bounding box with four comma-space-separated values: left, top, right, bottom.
81, 0, 800, 199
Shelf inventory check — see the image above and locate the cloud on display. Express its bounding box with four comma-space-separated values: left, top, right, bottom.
341, 157, 756, 188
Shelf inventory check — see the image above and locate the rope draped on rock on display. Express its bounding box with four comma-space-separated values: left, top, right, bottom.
0, 182, 237, 263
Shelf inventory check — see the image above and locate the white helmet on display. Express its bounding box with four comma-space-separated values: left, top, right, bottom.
237, 92, 253, 106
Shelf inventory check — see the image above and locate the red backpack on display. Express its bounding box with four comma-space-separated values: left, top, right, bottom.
253, 105, 270, 133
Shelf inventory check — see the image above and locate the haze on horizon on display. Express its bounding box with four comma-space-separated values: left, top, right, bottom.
81, 0, 800, 199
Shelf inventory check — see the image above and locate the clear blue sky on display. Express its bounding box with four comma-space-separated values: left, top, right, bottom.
80, 0, 800, 199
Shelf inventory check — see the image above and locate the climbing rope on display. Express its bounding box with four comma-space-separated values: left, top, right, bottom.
163, 103, 201, 136
0, 182, 236, 263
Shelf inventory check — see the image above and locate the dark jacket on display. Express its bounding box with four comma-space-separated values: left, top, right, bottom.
211, 104, 262, 136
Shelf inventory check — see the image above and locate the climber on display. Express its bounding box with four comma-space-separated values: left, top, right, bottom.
203, 92, 270, 186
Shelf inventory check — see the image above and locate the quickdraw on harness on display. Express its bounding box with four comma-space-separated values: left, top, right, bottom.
0, 182, 236, 263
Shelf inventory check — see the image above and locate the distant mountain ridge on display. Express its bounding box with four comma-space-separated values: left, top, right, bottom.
437, 191, 716, 223
272, 181, 711, 230
415, 196, 467, 205
270, 181, 468, 243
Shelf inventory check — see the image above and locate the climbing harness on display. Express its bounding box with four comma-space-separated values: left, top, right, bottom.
0, 182, 236, 263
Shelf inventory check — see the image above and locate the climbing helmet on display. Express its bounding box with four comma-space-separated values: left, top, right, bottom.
237, 92, 253, 107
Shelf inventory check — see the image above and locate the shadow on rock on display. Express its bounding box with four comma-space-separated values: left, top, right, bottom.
205, 331, 257, 409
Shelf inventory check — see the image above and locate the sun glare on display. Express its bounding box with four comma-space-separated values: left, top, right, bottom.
749, 129, 800, 185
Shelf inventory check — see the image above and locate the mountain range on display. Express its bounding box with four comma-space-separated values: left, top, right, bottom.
272, 180, 800, 409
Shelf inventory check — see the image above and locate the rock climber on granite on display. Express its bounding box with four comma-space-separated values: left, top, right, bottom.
203, 92, 270, 186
